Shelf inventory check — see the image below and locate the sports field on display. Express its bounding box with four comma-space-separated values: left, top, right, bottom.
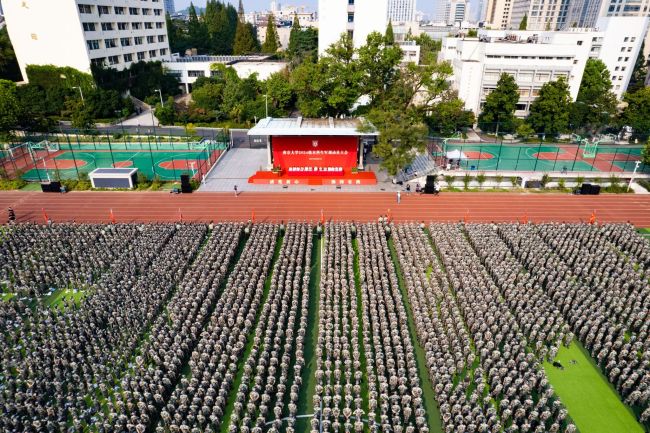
439, 142, 645, 173
543, 342, 645, 433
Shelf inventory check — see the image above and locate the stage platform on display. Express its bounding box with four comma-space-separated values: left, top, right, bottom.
248, 170, 378, 186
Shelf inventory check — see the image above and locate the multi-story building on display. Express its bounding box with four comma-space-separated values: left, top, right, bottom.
319, 0, 389, 54
510, 0, 572, 30
484, 0, 514, 29
388, 0, 417, 22
447, 0, 470, 24
441, 18, 646, 117
163, 0, 175, 14
3, 0, 171, 81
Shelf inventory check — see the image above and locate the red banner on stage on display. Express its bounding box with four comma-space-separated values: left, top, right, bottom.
272, 136, 358, 176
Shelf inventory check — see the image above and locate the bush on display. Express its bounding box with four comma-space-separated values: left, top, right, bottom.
476, 172, 487, 188
189, 178, 200, 191
444, 175, 455, 187
495, 174, 503, 186
608, 175, 621, 188
637, 179, 650, 192
575, 175, 585, 186
510, 176, 520, 187
0, 178, 27, 190
540, 173, 551, 188
558, 179, 566, 190
136, 172, 152, 190
462, 173, 472, 190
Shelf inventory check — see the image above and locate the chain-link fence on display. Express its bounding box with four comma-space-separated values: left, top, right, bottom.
1, 130, 230, 183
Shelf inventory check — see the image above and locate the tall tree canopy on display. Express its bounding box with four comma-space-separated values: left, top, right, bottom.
619, 86, 650, 139
527, 77, 572, 136
570, 58, 617, 134
0, 28, 21, 82
478, 73, 519, 134
262, 14, 280, 53
627, 42, 648, 94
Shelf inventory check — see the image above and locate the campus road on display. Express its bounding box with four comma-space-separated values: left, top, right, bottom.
1, 191, 650, 227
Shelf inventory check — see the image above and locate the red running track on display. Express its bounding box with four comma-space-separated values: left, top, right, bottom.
1, 191, 650, 226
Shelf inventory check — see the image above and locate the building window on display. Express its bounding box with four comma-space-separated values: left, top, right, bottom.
134, 37, 144, 45
631, 37, 636, 42
158, 35, 165, 42
108, 55, 120, 65
160, 48, 167, 55
78, 4, 92, 14
149, 49, 157, 57
121, 37, 132, 46
98, 5, 110, 15
137, 51, 146, 60
156, 22, 164, 29
622, 66, 626, 71
348, 0, 354, 4
82, 22, 96, 32
625, 57, 629, 61
145, 22, 153, 29
154, 8, 163, 15
615, 66, 620, 71
147, 36, 155, 43
515, 103, 527, 111
188, 70, 205, 77
105, 38, 117, 48
627, 47, 633, 52
91, 58, 106, 67
115, 6, 125, 14
347, 30, 354, 39
87, 40, 100, 50
133, 22, 142, 29
129, 7, 140, 15
348, 13, 354, 22
618, 57, 623, 61
577, 40, 583, 45
624, 37, 629, 42
118, 22, 129, 30
142, 8, 152, 15
124, 53, 133, 62
101, 22, 114, 31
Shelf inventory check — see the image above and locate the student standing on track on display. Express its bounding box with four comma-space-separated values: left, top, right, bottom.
234, 185, 238, 197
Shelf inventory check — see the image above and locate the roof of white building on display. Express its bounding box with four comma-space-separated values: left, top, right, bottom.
248, 117, 379, 136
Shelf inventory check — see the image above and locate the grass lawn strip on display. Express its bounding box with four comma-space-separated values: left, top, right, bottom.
387, 236, 444, 433
295, 233, 322, 432
543, 341, 645, 433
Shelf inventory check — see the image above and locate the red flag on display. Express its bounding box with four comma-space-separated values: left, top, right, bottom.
252, 210, 255, 223
589, 211, 596, 225
42, 208, 48, 224
522, 213, 528, 224
179, 208, 183, 222
464, 210, 469, 224
320, 209, 324, 225
109, 208, 116, 224
387, 208, 391, 223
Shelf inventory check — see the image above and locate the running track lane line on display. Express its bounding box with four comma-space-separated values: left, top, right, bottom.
1, 192, 650, 226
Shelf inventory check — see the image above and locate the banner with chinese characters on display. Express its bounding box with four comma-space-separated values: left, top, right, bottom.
272, 136, 358, 176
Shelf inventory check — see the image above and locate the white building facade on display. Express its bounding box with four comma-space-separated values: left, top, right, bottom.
442, 18, 648, 118
4, 0, 171, 81
319, 0, 389, 55
388, 0, 417, 22
484, 0, 514, 29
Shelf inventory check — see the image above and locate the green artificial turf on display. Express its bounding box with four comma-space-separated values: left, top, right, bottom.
543, 341, 644, 433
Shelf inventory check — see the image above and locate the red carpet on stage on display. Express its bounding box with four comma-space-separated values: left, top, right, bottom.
248, 170, 377, 186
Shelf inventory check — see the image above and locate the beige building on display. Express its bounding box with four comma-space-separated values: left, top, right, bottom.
484, 0, 514, 29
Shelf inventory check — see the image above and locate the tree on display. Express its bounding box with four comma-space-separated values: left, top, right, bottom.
166, 13, 190, 54
262, 14, 280, 53
192, 82, 223, 112
516, 122, 535, 140
385, 20, 395, 45
426, 97, 475, 135
65, 98, 95, 131
407, 33, 441, 65
187, 3, 209, 52
288, 14, 302, 56
357, 32, 403, 106
627, 42, 648, 93
478, 73, 519, 133
642, 139, 650, 165
570, 58, 617, 134
155, 97, 177, 125
527, 77, 572, 136
619, 86, 650, 139
265, 71, 294, 116
519, 14, 528, 30
0, 80, 20, 137
0, 28, 22, 81
233, 21, 260, 54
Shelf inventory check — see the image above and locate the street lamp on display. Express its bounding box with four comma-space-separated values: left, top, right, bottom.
155, 89, 164, 107
263, 94, 269, 119
72, 86, 84, 103
627, 160, 642, 192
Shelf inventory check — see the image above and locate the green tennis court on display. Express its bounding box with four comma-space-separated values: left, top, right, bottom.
21, 148, 224, 181
437, 143, 646, 173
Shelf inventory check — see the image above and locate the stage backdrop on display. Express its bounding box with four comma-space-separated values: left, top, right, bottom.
272, 136, 358, 176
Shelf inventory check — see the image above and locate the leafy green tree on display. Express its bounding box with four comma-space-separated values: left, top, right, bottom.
233, 21, 260, 54
426, 97, 475, 135
0, 80, 20, 137
619, 86, 650, 139
65, 98, 95, 131
627, 42, 648, 93
519, 14, 528, 30
155, 97, 177, 125
288, 14, 301, 55
385, 21, 395, 45
570, 58, 617, 134
478, 73, 519, 133
290, 59, 327, 116
357, 32, 403, 106
527, 77, 572, 136
406, 33, 441, 65
187, 3, 209, 52
265, 71, 294, 116
516, 122, 535, 140
0, 27, 21, 81
262, 14, 280, 53
192, 82, 223, 112
166, 13, 190, 54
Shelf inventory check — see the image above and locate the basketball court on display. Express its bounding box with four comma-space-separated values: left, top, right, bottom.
436, 142, 644, 173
